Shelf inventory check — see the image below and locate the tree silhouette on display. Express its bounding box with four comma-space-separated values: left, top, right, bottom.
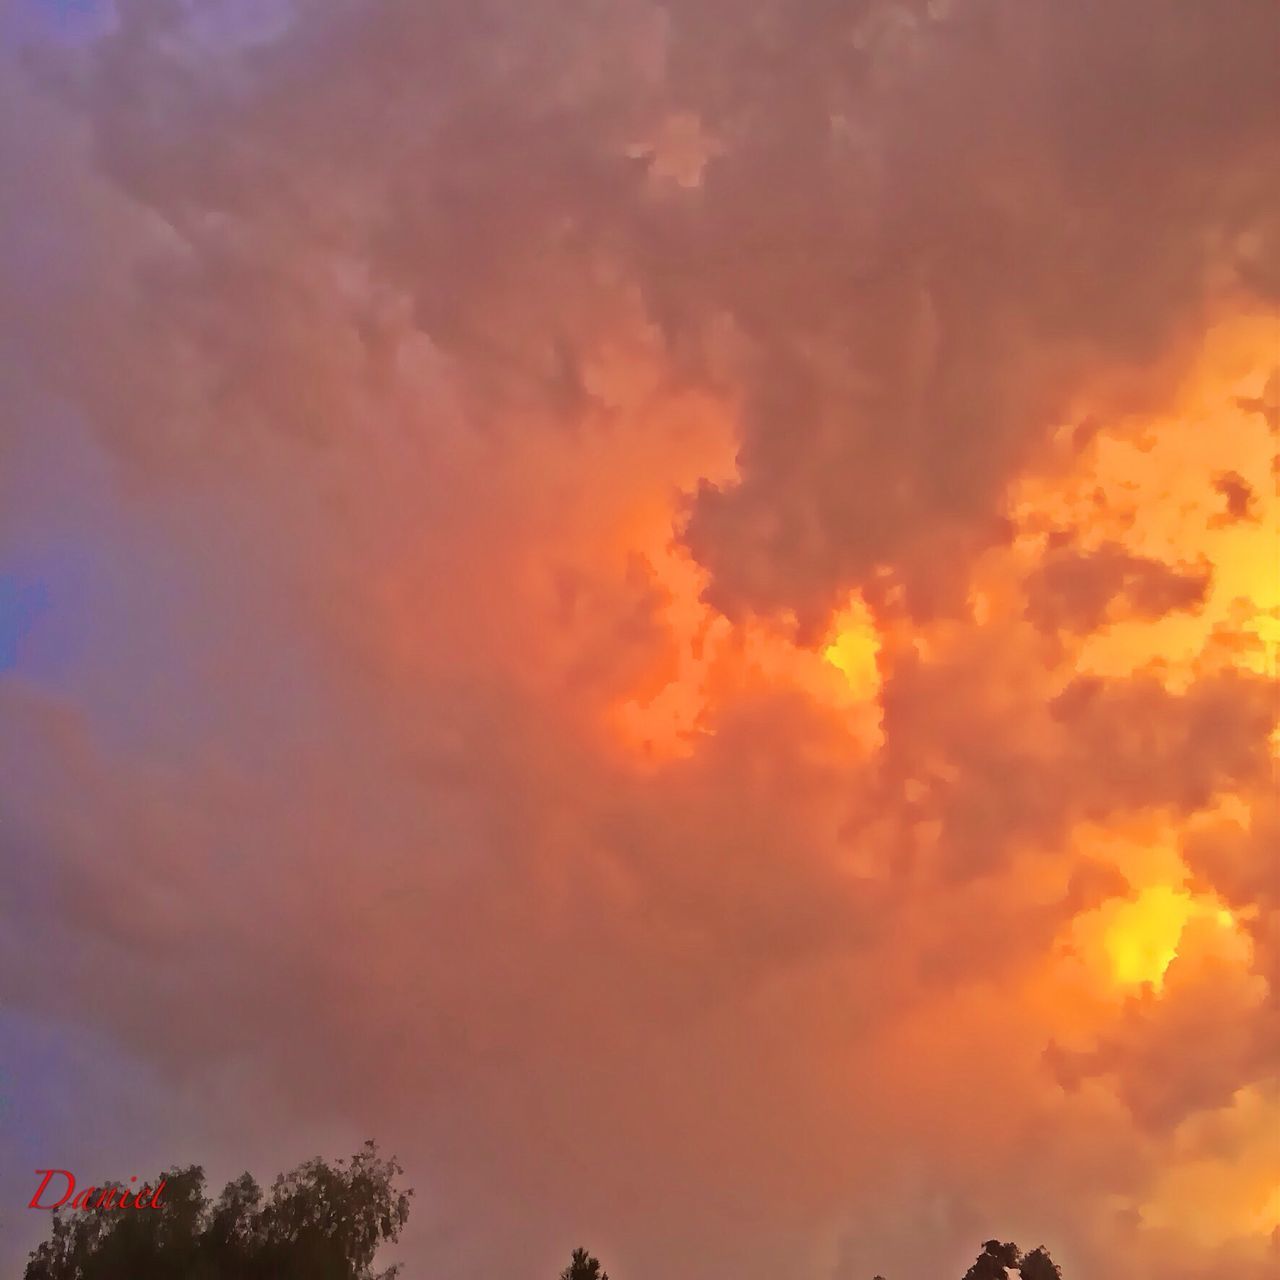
561, 1245, 610, 1280
947, 1239, 1063, 1280
1018, 1246, 1063, 1280
961, 1239, 1022, 1280
24, 1142, 411, 1280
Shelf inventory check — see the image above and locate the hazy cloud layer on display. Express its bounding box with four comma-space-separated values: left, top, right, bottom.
2, 3, 1278, 1278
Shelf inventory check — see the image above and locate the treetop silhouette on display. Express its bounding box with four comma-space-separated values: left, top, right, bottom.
24, 1141, 411, 1280
562, 1245, 610, 1280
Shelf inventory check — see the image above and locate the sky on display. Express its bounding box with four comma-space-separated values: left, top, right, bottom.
0, 2, 1278, 1277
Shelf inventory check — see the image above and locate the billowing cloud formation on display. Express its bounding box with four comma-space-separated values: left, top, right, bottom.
1, 3, 1278, 1279
1025, 541, 1211, 635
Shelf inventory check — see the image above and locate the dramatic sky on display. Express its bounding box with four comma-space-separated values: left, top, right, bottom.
1, 2, 1278, 1277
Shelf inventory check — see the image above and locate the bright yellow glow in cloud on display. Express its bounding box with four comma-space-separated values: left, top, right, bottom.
823, 597, 881, 696
1246, 611, 1280, 679
1008, 315, 1279, 690
613, 564, 885, 761
1102, 886, 1238, 990
1104, 886, 1195, 988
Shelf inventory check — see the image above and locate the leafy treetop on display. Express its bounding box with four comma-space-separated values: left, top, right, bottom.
24, 1141, 412, 1280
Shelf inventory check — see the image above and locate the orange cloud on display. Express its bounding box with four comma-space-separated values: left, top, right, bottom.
2, 4, 1278, 1280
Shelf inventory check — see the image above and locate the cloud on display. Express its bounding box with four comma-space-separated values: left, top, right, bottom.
1048, 918, 1272, 1132
1025, 541, 1211, 636
675, 0, 1280, 627
1211, 471, 1258, 525
2, 3, 1278, 1279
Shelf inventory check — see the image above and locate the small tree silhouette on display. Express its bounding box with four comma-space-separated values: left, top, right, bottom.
962, 1239, 1022, 1280
1018, 1246, 1063, 1280
561, 1246, 609, 1280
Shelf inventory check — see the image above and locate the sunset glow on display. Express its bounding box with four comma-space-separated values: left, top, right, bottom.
823, 600, 882, 695
3, 4, 1278, 1280
1102, 887, 1238, 990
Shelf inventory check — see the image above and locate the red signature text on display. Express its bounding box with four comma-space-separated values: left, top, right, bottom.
29, 1170, 166, 1211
